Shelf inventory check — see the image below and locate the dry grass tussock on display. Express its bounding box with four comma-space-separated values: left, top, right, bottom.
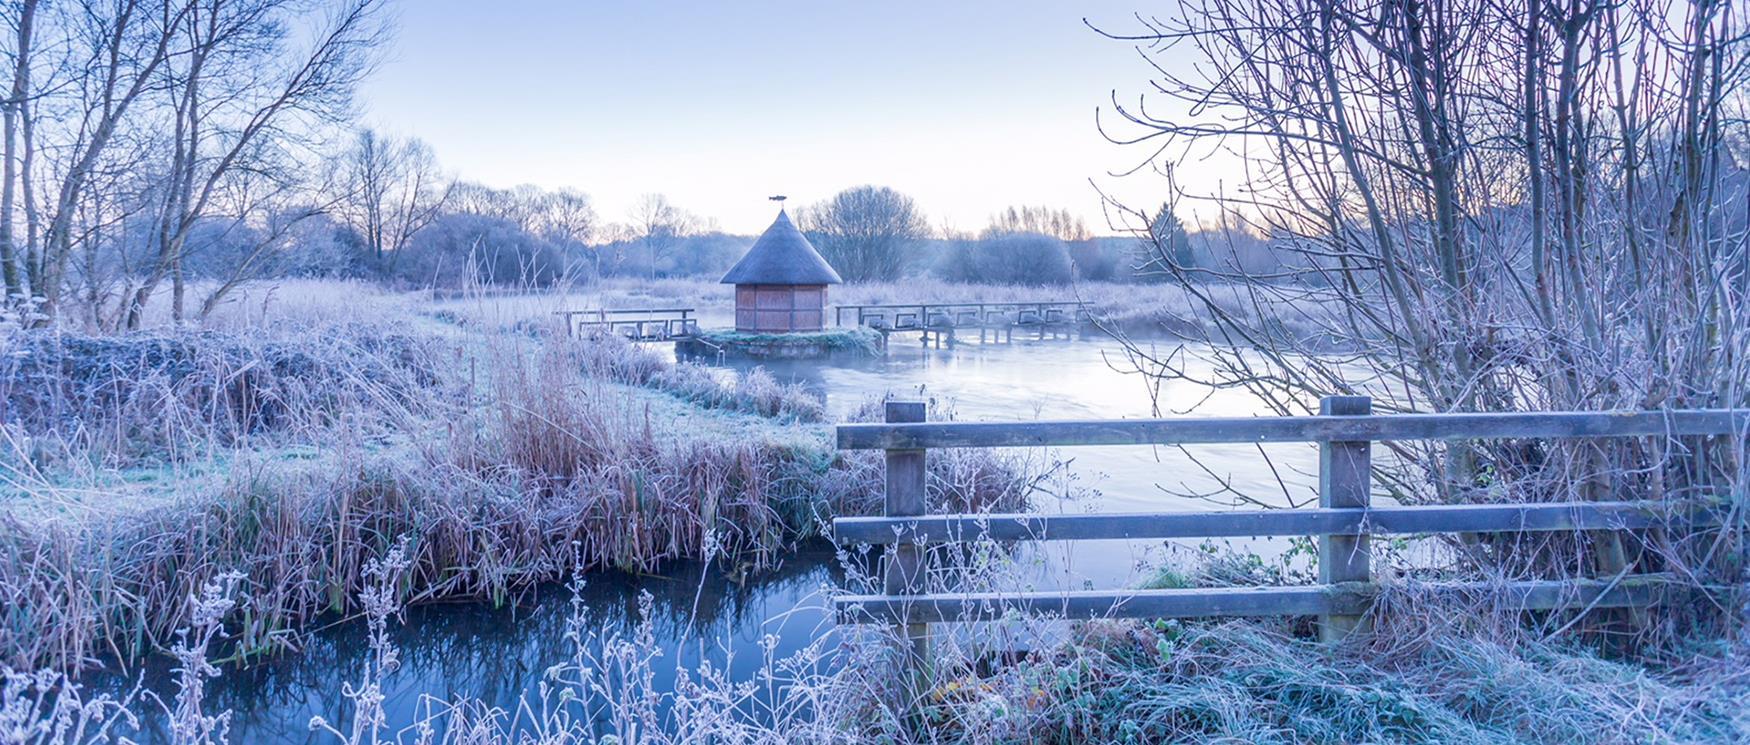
0, 320, 1031, 674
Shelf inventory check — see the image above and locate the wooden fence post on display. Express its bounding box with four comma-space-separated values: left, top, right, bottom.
883, 401, 930, 688
1319, 395, 1372, 641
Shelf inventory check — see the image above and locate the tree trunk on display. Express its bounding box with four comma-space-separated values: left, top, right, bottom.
0, 0, 37, 298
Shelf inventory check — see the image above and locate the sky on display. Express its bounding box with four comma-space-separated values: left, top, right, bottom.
356, 1, 1203, 236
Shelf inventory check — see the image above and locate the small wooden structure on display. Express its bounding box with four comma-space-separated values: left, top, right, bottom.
555, 308, 698, 340
720, 209, 843, 333
834, 399, 1743, 694
836, 301, 1090, 346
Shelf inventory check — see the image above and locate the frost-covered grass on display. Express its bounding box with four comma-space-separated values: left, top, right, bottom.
8, 540, 1746, 744
0, 318, 1028, 674
690, 328, 886, 359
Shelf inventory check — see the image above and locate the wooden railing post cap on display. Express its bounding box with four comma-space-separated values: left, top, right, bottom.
885, 400, 926, 424
1321, 395, 1372, 415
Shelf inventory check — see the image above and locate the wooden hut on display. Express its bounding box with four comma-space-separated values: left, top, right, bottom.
720, 209, 843, 332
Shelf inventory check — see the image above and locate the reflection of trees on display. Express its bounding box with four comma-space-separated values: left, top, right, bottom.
98, 553, 840, 743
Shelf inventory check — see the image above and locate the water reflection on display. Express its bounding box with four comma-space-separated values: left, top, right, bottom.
719, 333, 1323, 588
99, 550, 842, 744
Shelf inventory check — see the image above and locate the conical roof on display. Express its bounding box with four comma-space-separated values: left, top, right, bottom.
719, 209, 843, 285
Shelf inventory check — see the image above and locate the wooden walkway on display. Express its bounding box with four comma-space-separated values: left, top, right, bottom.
555, 308, 698, 340
834, 301, 1089, 346
833, 399, 1745, 689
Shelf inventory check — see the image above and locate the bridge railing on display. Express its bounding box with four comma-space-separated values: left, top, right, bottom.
832, 399, 1744, 670
834, 301, 1088, 332
556, 308, 697, 340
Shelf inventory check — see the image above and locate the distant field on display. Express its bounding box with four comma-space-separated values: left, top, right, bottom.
136, 276, 1338, 350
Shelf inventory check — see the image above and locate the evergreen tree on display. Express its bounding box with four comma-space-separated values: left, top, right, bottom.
1137, 202, 1194, 281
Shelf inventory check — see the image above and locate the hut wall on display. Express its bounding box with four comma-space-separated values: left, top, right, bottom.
735, 284, 827, 332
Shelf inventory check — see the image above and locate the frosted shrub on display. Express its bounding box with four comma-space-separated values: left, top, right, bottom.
0, 669, 134, 745
159, 573, 245, 745
311, 540, 410, 745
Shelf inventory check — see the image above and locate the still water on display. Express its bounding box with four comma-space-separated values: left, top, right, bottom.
99, 332, 1321, 741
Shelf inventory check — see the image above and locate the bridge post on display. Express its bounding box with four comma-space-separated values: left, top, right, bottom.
882, 401, 930, 690
1318, 395, 1372, 641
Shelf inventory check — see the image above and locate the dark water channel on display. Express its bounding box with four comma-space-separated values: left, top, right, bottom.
96, 551, 843, 743
95, 332, 1322, 741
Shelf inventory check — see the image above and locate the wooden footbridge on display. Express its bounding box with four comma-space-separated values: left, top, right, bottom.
555, 308, 699, 340
834, 399, 1745, 691
834, 301, 1090, 346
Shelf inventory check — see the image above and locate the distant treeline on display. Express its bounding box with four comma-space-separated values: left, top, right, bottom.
222, 181, 1271, 289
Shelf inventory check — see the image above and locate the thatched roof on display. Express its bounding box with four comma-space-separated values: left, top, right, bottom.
720, 209, 843, 285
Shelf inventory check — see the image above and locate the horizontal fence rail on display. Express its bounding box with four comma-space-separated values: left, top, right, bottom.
836, 576, 1679, 625
834, 398, 1745, 701
556, 307, 696, 316
834, 500, 1728, 545
838, 409, 1749, 450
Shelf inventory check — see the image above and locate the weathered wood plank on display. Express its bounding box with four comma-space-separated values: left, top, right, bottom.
836, 410, 1749, 450
834, 577, 1674, 625
832, 500, 1721, 544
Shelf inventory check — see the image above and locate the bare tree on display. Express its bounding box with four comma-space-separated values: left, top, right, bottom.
627, 193, 695, 280
539, 188, 597, 243
798, 185, 930, 282
0, 0, 390, 327
1095, 0, 1747, 602
339, 127, 451, 274
539, 187, 599, 275
0, 0, 39, 299
29, 0, 187, 320
120, 0, 389, 328
986, 205, 1091, 242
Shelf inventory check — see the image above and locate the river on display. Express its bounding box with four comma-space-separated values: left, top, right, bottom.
98, 331, 1322, 742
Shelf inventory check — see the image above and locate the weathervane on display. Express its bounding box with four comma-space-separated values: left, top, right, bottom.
768, 195, 787, 204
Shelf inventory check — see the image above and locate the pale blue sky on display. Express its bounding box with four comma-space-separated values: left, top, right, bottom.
358, 1, 1201, 234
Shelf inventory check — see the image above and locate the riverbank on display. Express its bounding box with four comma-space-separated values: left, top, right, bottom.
0, 318, 1028, 674
678, 327, 885, 360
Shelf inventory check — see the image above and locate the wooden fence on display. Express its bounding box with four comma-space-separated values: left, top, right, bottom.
832, 399, 1744, 665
